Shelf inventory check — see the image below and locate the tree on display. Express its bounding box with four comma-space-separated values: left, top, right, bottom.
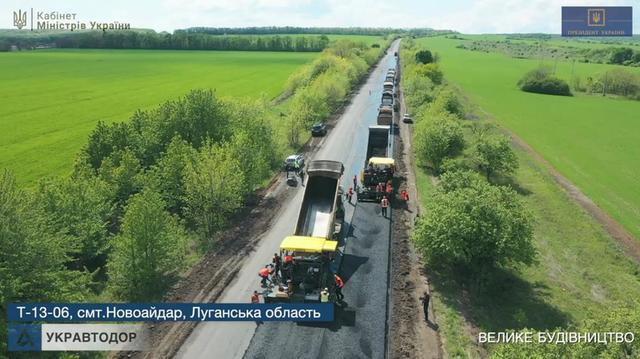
415, 49, 434, 64
33, 175, 113, 273
609, 47, 634, 65
98, 149, 143, 206
473, 134, 519, 181
431, 88, 463, 116
184, 142, 246, 247
412, 170, 535, 283
1, 171, 91, 352
144, 136, 196, 216
107, 190, 188, 301
416, 63, 443, 85
413, 115, 465, 172
518, 67, 572, 96
404, 74, 434, 110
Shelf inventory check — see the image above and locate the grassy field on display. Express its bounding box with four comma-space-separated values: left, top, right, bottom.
0, 49, 317, 184
415, 137, 640, 357
417, 35, 640, 240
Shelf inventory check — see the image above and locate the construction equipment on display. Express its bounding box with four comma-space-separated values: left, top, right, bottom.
381, 91, 394, 107
383, 81, 394, 92
358, 126, 395, 201
264, 160, 345, 303
377, 105, 393, 126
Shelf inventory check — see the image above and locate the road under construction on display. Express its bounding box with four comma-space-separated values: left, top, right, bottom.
176, 40, 400, 359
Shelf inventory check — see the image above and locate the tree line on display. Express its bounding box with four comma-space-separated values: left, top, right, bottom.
402, 42, 531, 285
0, 39, 386, 356
0, 30, 333, 52
186, 26, 449, 38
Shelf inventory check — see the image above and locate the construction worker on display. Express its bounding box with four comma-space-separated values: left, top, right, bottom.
272, 253, 282, 278
420, 292, 430, 322
347, 187, 354, 203
381, 196, 389, 217
252, 290, 264, 326
334, 274, 345, 301
386, 182, 393, 196
283, 252, 294, 281
268, 264, 277, 283
258, 265, 271, 287
286, 279, 294, 296
251, 290, 261, 304
320, 288, 330, 303
299, 168, 305, 185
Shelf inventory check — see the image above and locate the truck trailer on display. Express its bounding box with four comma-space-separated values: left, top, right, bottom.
377, 105, 393, 126
358, 126, 395, 201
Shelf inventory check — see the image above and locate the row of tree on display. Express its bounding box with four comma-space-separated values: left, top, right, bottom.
1, 30, 332, 52
282, 39, 388, 146
576, 68, 640, 100
402, 42, 532, 286
186, 27, 449, 38
0, 40, 385, 356
0, 27, 454, 52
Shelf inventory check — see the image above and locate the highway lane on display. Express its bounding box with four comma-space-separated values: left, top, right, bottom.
176, 40, 399, 359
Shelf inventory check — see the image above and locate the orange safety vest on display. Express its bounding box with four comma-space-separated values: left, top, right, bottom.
335, 275, 344, 289
259, 267, 270, 277
284, 255, 294, 264
381, 198, 389, 208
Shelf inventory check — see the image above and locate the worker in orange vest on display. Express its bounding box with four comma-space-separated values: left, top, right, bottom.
259, 265, 272, 287
334, 274, 345, 301
282, 253, 294, 281
401, 189, 409, 202
251, 290, 261, 304
381, 196, 389, 217
347, 187, 354, 203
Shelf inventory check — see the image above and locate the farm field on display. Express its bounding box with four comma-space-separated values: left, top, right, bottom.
417, 35, 640, 240
0, 49, 317, 184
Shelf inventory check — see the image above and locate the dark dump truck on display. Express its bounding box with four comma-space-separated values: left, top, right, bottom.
358, 126, 395, 201
377, 105, 393, 126
381, 91, 394, 107
264, 160, 345, 303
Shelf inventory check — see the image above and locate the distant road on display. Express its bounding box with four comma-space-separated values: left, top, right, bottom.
176, 40, 400, 359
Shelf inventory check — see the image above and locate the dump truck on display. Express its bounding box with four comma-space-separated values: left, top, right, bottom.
263, 160, 345, 303
381, 91, 394, 107
358, 126, 395, 201
377, 105, 393, 126
383, 81, 394, 92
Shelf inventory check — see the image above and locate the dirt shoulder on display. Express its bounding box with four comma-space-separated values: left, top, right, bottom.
389, 83, 442, 358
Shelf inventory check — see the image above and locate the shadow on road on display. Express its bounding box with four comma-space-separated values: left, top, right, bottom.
339, 253, 369, 284
297, 302, 357, 331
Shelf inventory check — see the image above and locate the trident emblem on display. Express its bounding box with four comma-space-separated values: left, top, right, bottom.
13, 10, 27, 29
592, 12, 601, 24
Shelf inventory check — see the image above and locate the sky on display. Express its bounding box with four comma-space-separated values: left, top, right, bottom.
1, 0, 638, 34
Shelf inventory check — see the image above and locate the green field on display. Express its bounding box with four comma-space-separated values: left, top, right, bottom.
0, 49, 317, 184
417, 36, 640, 240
